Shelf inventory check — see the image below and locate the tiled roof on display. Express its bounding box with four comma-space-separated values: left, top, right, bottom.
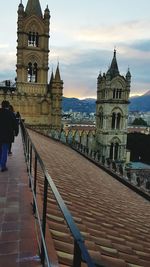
28, 129, 150, 267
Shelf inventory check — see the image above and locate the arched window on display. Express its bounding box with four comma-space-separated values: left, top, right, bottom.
116, 113, 121, 129
110, 143, 114, 159
118, 89, 122, 99
114, 143, 119, 160
113, 88, 122, 99
111, 112, 121, 129
28, 32, 39, 47
113, 89, 116, 99
111, 112, 115, 129
27, 62, 38, 83
99, 111, 103, 128
109, 142, 119, 160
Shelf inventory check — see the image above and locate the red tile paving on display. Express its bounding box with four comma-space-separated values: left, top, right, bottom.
0, 133, 41, 267
28, 129, 150, 267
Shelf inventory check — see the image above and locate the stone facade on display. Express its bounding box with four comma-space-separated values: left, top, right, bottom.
96, 50, 131, 162
0, 0, 63, 130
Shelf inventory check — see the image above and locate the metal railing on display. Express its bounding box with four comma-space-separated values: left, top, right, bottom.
20, 121, 103, 267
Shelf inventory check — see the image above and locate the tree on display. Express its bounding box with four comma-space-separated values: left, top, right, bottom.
132, 118, 147, 126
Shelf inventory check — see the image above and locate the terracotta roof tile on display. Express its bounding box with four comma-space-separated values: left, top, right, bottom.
100, 255, 127, 267
125, 241, 144, 251
54, 240, 74, 255
57, 251, 73, 266
137, 259, 150, 267
28, 130, 150, 266
112, 243, 134, 254
120, 252, 141, 263
99, 245, 118, 257
92, 237, 112, 247
134, 250, 150, 261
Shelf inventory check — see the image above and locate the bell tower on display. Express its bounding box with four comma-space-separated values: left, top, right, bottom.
17, 0, 50, 95
96, 50, 131, 162
0, 0, 63, 130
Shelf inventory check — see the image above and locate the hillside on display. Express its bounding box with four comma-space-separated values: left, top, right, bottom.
62, 93, 150, 113
129, 94, 150, 112
62, 97, 96, 113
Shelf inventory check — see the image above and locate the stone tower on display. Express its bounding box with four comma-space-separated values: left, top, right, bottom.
96, 50, 131, 162
0, 0, 63, 130
48, 64, 63, 129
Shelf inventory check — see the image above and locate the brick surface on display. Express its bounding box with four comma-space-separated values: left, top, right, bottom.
0, 133, 41, 267
28, 129, 150, 267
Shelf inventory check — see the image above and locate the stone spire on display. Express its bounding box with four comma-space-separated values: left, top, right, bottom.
107, 49, 120, 79
18, 0, 24, 13
55, 63, 61, 81
44, 5, 50, 19
48, 71, 54, 90
25, 0, 43, 17
126, 67, 131, 80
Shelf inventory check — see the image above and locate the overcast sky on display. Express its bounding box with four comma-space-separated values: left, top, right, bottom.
0, 0, 150, 98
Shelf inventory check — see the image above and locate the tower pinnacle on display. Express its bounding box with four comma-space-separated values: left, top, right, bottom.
25, 0, 43, 17
106, 49, 120, 79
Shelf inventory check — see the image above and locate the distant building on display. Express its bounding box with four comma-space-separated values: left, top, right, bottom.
96, 50, 131, 162
128, 126, 150, 135
128, 111, 150, 126
0, 0, 63, 130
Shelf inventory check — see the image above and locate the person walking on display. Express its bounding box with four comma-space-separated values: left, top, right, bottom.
8, 104, 18, 155
0, 100, 19, 172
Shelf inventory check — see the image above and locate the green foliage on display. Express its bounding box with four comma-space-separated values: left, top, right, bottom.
132, 118, 147, 126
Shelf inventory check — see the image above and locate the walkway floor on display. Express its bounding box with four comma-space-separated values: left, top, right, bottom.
0, 133, 41, 267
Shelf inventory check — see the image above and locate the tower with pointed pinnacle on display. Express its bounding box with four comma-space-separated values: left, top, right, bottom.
96, 50, 131, 162
48, 64, 63, 129
8, 0, 63, 129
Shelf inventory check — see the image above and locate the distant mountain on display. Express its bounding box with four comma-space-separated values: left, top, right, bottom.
129, 94, 150, 112
143, 90, 150, 96
62, 91, 150, 113
62, 97, 96, 113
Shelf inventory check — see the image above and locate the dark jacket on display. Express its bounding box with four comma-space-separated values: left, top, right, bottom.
0, 108, 19, 143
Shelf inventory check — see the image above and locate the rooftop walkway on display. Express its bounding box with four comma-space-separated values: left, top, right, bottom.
28, 129, 150, 267
1, 128, 150, 267
0, 132, 41, 267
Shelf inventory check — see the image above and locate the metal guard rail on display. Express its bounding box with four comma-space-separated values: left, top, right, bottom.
20, 121, 103, 267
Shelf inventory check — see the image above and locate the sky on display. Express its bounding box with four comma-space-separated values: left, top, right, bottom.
0, 0, 150, 98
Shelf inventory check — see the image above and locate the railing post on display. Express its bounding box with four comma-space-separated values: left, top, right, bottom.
27, 138, 30, 165
33, 155, 37, 214
29, 145, 32, 188
41, 176, 48, 266
73, 240, 82, 267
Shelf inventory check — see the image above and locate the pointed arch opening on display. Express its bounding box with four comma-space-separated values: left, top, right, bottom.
28, 31, 39, 47
111, 108, 123, 130
109, 137, 121, 161
98, 107, 103, 129
27, 62, 38, 83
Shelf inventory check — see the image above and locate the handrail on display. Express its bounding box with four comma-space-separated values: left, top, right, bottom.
20, 121, 103, 267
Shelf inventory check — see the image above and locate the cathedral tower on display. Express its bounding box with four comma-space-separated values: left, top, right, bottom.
96, 50, 131, 162
17, 0, 49, 94
7, 0, 63, 129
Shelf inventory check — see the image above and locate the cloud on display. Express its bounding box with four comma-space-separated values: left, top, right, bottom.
49, 18, 150, 97
1, 17, 150, 98
0, 44, 9, 49
56, 19, 150, 49
51, 42, 150, 98
129, 39, 150, 52
0, 51, 16, 81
